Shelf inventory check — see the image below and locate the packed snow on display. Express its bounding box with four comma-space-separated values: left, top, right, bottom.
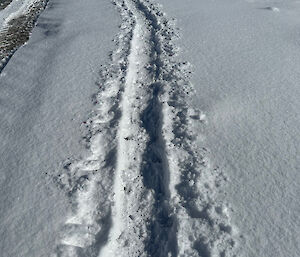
0, 0, 299, 257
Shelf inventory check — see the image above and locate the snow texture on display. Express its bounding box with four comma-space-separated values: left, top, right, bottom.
54, 1, 237, 256
1, 0, 299, 257
0, 0, 119, 256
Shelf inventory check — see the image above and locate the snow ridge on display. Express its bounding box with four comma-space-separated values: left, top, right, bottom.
54, 0, 239, 256
53, 3, 134, 256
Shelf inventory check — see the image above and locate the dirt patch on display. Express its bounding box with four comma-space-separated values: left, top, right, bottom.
0, 0, 13, 10
0, 1, 48, 70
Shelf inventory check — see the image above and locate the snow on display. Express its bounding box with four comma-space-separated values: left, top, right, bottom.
55, 1, 236, 255
153, 0, 300, 256
0, 0, 299, 256
0, 0, 119, 256
1, 0, 38, 27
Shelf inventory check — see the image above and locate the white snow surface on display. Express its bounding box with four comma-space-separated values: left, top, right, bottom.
0, 0, 119, 256
153, 0, 300, 256
0, 0, 300, 257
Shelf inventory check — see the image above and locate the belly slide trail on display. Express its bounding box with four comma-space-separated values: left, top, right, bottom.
53, 0, 238, 256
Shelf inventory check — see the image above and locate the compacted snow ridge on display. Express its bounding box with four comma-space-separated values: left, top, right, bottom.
0, 0, 48, 72
54, 0, 238, 256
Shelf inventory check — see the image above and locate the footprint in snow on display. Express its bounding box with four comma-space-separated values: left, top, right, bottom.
262, 6, 280, 12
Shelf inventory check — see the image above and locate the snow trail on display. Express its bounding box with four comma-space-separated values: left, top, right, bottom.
100, 4, 154, 255
54, 0, 238, 256
100, 1, 176, 255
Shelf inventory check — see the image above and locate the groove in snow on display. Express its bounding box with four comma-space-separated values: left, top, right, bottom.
53, 0, 240, 256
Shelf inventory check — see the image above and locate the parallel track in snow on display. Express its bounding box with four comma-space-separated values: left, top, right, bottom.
54, 0, 238, 256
